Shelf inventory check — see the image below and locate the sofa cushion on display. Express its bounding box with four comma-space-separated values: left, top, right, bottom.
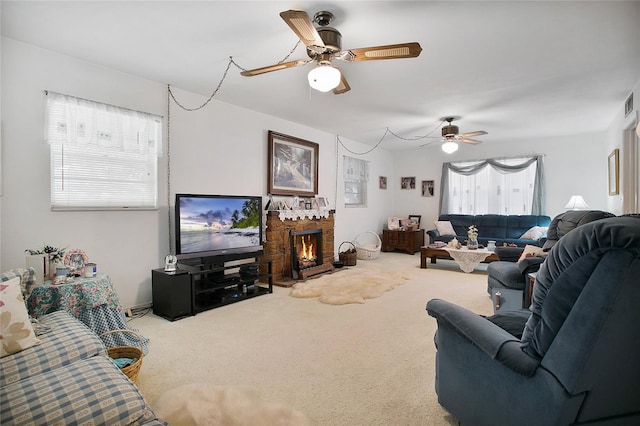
0, 277, 40, 358
520, 226, 548, 240
518, 244, 545, 263
0, 356, 162, 425
434, 220, 456, 236
0, 310, 106, 386
486, 262, 527, 290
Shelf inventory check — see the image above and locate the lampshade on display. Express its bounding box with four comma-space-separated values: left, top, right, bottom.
564, 195, 589, 210
442, 141, 459, 154
307, 64, 341, 92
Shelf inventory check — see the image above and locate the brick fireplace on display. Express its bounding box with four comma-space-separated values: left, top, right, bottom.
262, 210, 335, 286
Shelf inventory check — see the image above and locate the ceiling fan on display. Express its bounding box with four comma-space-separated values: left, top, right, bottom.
240, 10, 422, 94
421, 117, 487, 153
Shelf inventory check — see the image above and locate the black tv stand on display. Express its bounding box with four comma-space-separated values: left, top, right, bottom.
151, 252, 272, 321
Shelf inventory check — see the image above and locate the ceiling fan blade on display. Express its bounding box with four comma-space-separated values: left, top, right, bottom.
333, 73, 351, 94
280, 10, 325, 48
240, 59, 309, 76
461, 130, 488, 138
344, 42, 422, 62
460, 137, 483, 145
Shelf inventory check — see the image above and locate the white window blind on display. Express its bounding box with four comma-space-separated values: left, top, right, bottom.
46, 91, 162, 210
343, 156, 369, 207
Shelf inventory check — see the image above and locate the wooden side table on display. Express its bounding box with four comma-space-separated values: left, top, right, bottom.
382, 229, 424, 254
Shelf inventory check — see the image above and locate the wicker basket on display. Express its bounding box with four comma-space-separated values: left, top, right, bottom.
354, 231, 382, 260
338, 241, 358, 266
99, 329, 144, 382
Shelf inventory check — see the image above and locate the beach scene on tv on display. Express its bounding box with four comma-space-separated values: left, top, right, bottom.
179, 197, 261, 253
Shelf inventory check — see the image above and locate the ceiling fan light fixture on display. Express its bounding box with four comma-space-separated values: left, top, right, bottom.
442, 141, 459, 154
307, 63, 341, 92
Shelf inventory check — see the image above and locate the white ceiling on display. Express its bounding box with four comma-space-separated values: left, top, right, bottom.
3, 1, 640, 151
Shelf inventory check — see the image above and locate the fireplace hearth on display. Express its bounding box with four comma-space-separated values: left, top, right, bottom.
262, 211, 335, 286
290, 229, 333, 279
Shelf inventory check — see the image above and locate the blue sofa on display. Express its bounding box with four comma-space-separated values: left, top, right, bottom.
426, 214, 551, 247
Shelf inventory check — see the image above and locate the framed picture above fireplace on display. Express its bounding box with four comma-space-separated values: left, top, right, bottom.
268, 130, 319, 196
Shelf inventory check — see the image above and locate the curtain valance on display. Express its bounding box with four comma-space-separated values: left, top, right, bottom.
45, 91, 163, 157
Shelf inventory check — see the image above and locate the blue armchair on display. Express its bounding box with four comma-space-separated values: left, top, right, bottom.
426, 216, 640, 425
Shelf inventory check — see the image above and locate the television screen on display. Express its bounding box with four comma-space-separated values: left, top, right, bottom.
175, 194, 263, 259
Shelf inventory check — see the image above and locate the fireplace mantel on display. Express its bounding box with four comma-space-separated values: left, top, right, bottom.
262, 210, 335, 286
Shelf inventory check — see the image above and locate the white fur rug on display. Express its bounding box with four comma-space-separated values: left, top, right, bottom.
153, 383, 310, 426
289, 267, 408, 304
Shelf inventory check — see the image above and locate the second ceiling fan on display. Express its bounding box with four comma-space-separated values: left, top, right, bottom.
241, 10, 422, 94
421, 117, 488, 153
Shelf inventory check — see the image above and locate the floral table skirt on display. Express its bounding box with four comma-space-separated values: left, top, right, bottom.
27, 274, 148, 354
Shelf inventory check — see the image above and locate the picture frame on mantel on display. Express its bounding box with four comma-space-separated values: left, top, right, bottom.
268, 130, 319, 196
608, 149, 619, 195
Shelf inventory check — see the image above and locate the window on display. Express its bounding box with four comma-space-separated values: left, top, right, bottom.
46, 92, 162, 210
343, 156, 369, 207
441, 156, 544, 215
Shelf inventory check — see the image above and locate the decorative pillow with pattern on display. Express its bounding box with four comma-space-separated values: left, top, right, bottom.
434, 220, 456, 236
1, 277, 41, 357
519, 226, 548, 240
517, 244, 545, 263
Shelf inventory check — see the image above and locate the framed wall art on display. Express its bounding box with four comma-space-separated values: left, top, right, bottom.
421, 180, 434, 197
401, 176, 415, 189
608, 149, 619, 195
268, 130, 319, 196
379, 176, 387, 189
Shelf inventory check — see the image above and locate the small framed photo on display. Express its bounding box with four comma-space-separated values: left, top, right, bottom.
387, 217, 400, 230
421, 180, 435, 197
316, 196, 328, 208
401, 177, 415, 189
379, 176, 387, 190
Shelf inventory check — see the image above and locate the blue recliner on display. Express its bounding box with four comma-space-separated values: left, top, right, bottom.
426, 216, 640, 425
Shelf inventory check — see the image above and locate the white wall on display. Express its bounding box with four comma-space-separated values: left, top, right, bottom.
0, 38, 393, 308
605, 78, 640, 215
392, 130, 609, 233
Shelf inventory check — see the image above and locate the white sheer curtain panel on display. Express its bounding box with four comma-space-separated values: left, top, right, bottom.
441, 156, 543, 215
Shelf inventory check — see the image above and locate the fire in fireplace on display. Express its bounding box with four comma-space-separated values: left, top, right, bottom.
290, 229, 323, 279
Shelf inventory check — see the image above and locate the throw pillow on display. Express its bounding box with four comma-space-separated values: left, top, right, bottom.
0, 277, 40, 358
434, 220, 456, 236
520, 226, 548, 240
518, 244, 545, 263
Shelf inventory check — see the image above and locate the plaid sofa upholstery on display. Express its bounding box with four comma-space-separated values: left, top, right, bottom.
1, 357, 162, 425
0, 311, 106, 387
0, 309, 165, 425
0, 267, 36, 299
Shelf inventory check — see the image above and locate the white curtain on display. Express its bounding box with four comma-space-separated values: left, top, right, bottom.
45, 91, 162, 156
343, 155, 369, 182
343, 156, 369, 206
440, 156, 545, 215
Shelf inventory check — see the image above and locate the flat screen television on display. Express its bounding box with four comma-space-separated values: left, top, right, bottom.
175, 194, 263, 261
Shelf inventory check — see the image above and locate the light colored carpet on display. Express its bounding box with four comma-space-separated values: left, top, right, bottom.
131, 252, 493, 426
290, 267, 409, 304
